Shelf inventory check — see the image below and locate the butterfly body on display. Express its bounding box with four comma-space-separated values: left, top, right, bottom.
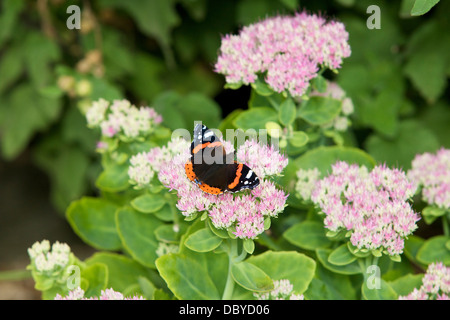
185, 124, 259, 195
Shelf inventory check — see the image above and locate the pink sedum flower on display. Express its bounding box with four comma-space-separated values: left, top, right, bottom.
128, 137, 190, 188
215, 12, 351, 97
86, 98, 162, 140
155, 137, 289, 240
408, 148, 450, 210
236, 140, 288, 178
399, 262, 450, 300
309, 161, 419, 256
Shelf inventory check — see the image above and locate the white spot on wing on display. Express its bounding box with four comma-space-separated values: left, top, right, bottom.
204, 131, 214, 138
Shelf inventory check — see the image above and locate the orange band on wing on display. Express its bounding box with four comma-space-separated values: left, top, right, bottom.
228, 163, 243, 190
185, 161, 196, 181
192, 141, 223, 154
199, 183, 223, 195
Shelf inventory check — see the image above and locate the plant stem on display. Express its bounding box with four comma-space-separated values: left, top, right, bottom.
442, 213, 449, 237
0, 269, 31, 281
222, 239, 237, 300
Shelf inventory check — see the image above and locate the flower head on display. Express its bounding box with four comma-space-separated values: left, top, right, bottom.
295, 167, 321, 202
254, 279, 304, 300
132, 135, 289, 240
28, 240, 72, 274
408, 148, 450, 209
86, 98, 162, 140
215, 12, 351, 97
308, 161, 419, 256
235, 139, 288, 178
54, 287, 145, 300
399, 262, 450, 300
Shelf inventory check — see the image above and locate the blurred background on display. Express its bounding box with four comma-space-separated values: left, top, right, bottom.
0, 0, 449, 299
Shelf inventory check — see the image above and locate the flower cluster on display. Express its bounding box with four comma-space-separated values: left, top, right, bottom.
160, 139, 288, 239
130, 135, 288, 240
86, 98, 162, 140
254, 279, 304, 300
408, 148, 450, 209
54, 287, 145, 300
27, 240, 72, 274
128, 137, 189, 188
236, 140, 289, 178
399, 262, 450, 300
215, 12, 351, 97
305, 162, 420, 256
295, 167, 321, 202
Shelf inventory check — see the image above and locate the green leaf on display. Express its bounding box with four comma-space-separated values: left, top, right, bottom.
278, 98, 296, 126
404, 235, 426, 264
311, 75, 327, 93
131, 193, 166, 214
388, 273, 423, 297
185, 228, 223, 253
86, 252, 152, 292
231, 261, 273, 292
96, 162, 130, 192
236, 0, 288, 25
404, 48, 447, 104
100, 0, 179, 51
316, 249, 362, 275
328, 244, 357, 266
207, 218, 229, 239
283, 221, 332, 250
1, 84, 61, 159
298, 96, 342, 125
411, 0, 440, 15
233, 107, 278, 131
152, 204, 175, 222
404, 20, 450, 103
82, 263, 108, 298
251, 77, 274, 96
116, 207, 164, 268
136, 276, 157, 300
304, 264, 357, 300
419, 102, 450, 149
156, 251, 228, 299
0, 0, 26, 46
23, 32, 60, 88
153, 91, 221, 130
247, 251, 316, 294
366, 120, 440, 170
295, 146, 376, 175
417, 235, 450, 265
66, 197, 122, 251
128, 53, 165, 102
0, 42, 23, 94
421, 205, 447, 224
243, 239, 255, 254
347, 242, 371, 258
289, 131, 309, 147
361, 279, 398, 300
154, 224, 179, 243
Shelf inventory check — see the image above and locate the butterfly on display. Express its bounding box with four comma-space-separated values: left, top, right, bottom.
184, 124, 259, 195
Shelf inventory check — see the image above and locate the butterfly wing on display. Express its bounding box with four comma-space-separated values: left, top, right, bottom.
186, 123, 259, 194
226, 162, 260, 192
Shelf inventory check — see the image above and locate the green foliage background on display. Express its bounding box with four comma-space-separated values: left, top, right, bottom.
1, 0, 449, 301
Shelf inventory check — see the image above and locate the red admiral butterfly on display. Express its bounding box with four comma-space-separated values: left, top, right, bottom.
185, 124, 259, 195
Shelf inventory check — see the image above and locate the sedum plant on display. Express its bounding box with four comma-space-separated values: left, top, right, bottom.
25, 9, 450, 301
